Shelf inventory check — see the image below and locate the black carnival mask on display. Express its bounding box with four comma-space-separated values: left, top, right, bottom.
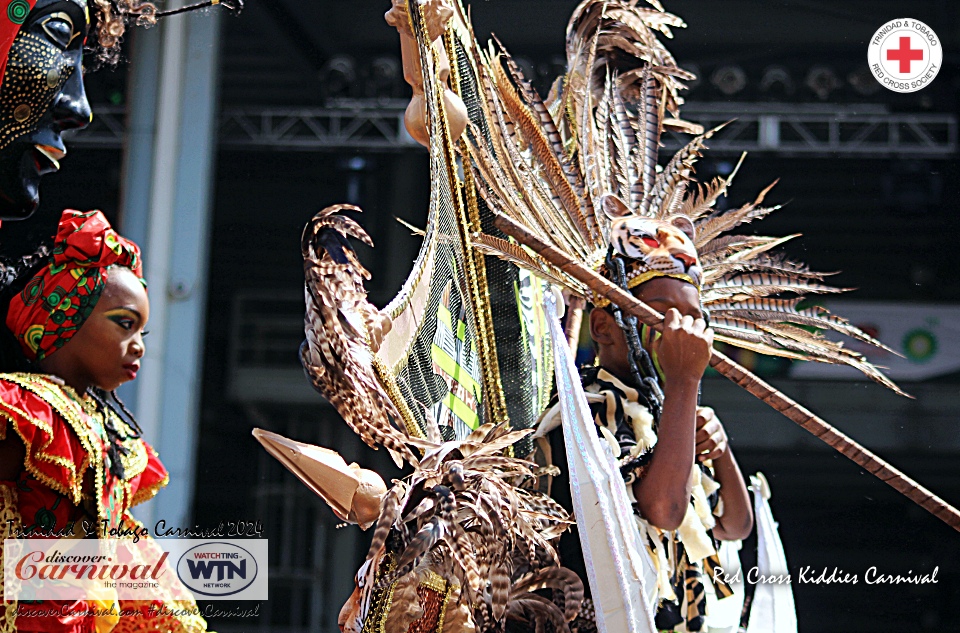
0, 0, 90, 220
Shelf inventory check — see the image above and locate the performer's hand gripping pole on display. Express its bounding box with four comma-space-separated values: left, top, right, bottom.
493, 212, 960, 533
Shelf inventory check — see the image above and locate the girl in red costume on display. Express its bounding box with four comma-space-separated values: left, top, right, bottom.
0, 210, 206, 632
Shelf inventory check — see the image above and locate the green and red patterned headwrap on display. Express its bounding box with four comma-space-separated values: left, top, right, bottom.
6, 209, 144, 361
0, 0, 36, 81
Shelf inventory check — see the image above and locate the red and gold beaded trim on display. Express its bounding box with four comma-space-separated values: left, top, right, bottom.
130, 472, 169, 507
0, 373, 153, 528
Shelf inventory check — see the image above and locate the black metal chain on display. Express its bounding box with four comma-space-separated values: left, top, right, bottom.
604, 248, 663, 421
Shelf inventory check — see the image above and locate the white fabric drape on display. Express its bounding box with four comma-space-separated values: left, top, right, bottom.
745, 473, 798, 633
543, 290, 658, 633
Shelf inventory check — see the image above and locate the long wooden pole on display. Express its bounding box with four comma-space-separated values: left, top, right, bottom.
494, 213, 960, 533
564, 295, 586, 353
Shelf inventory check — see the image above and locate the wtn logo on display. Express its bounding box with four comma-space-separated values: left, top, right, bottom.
176, 542, 260, 598
186, 558, 247, 581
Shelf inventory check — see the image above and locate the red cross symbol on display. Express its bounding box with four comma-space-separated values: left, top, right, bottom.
886, 36, 924, 73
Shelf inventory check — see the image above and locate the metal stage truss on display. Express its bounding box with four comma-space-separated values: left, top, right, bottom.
70, 101, 957, 157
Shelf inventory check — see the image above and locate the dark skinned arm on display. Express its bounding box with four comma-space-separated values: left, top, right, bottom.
631, 309, 711, 531
695, 406, 754, 540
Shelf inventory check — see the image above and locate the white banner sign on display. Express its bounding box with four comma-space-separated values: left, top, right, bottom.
789, 301, 960, 381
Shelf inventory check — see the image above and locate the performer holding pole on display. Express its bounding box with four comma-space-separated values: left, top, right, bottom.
534, 205, 754, 632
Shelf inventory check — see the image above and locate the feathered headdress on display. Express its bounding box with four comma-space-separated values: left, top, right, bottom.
465, 0, 901, 393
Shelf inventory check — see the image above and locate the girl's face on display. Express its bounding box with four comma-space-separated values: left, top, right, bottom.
40, 266, 149, 392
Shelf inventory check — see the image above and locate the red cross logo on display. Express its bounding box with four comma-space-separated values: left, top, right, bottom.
886, 36, 924, 73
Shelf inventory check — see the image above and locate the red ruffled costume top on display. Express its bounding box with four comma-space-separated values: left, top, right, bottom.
0, 373, 205, 633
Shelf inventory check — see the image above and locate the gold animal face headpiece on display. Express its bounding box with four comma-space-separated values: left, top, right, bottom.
593, 195, 702, 307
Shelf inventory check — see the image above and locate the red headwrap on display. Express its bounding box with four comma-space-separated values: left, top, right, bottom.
0, 0, 36, 81
6, 209, 144, 361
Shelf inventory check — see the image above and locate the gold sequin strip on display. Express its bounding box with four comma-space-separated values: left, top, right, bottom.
372, 354, 426, 439
437, 24, 509, 426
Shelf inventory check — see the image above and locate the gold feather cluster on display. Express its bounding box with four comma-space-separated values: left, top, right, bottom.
456, 0, 901, 393
357, 424, 584, 633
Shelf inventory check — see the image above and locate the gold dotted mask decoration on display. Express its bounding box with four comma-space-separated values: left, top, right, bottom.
0, 30, 73, 150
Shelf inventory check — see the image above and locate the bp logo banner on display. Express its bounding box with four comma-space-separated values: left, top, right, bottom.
790, 301, 960, 381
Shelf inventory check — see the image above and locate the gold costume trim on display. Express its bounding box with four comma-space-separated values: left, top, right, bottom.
361, 555, 399, 633
0, 373, 96, 504
0, 373, 155, 533
116, 419, 149, 480
372, 354, 426, 439
0, 485, 22, 633
590, 270, 699, 308
0, 376, 198, 632
418, 569, 447, 594
435, 585, 451, 633
360, 554, 452, 633
131, 472, 169, 507
440, 24, 508, 425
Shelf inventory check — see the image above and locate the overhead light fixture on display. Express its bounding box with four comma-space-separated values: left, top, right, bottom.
847, 67, 881, 96
368, 56, 401, 99
710, 65, 747, 96
759, 65, 795, 97
318, 56, 357, 100
805, 66, 841, 100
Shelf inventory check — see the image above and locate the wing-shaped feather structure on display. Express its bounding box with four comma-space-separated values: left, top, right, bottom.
300, 204, 420, 465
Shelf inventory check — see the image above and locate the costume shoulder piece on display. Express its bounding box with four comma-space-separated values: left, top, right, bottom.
129, 444, 170, 508
0, 372, 99, 504
0, 372, 163, 531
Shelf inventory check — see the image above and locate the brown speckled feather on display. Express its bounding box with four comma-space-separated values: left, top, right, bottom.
349, 424, 581, 632
300, 205, 418, 465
